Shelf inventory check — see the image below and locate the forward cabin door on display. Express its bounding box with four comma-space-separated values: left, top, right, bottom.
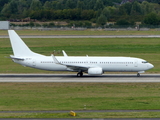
32, 61, 36, 67
134, 60, 138, 67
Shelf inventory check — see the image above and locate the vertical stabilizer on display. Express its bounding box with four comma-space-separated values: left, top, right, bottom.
8, 30, 36, 57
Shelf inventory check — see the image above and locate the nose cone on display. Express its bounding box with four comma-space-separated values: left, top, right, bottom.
148, 63, 154, 69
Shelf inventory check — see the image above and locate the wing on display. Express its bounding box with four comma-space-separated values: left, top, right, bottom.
51, 54, 89, 72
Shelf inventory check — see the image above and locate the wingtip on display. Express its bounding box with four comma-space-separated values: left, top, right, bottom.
62, 50, 68, 57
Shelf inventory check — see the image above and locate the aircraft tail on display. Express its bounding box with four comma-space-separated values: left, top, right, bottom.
8, 30, 37, 57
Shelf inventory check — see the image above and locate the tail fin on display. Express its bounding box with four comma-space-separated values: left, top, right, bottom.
8, 30, 36, 57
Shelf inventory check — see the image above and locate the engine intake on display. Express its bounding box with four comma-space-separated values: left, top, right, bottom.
88, 68, 103, 75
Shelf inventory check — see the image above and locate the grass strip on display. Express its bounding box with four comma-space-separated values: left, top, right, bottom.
0, 112, 160, 118
1, 30, 160, 35
0, 83, 160, 111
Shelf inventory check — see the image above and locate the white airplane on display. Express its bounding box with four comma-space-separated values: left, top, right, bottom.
8, 30, 154, 77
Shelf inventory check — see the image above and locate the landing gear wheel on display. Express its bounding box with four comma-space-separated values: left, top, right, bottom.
137, 73, 140, 77
77, 72, 83, 77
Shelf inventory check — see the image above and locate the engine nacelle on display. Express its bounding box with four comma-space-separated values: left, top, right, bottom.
88, 68, 103, 75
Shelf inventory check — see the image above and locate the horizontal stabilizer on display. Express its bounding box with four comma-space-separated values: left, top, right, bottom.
9, 55, 24, 60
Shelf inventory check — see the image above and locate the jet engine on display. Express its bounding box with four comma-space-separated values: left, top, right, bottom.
88, 67, 103, 75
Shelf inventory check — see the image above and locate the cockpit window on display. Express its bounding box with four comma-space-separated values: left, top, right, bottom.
142, 61, 148, 63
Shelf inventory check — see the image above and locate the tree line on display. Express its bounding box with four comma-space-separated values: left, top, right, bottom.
0, 0, 160, 26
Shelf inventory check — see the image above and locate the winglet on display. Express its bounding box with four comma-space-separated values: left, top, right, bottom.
62, 50, 68, 57
51, 54, 60, 64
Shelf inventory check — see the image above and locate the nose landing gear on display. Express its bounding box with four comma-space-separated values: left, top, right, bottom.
137, 71, 145, 77
137, 73, 140, 77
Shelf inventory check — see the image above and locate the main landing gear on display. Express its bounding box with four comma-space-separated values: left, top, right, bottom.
77, 72, 83, 77
137, 73, 140, 77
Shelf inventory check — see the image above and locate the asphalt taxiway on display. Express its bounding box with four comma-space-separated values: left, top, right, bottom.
0, 118, 160, 120
0, 74, 160, 82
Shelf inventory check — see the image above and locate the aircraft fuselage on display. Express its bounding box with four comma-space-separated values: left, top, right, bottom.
13, 56, 153, 73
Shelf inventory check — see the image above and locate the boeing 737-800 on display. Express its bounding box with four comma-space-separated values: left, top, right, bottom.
8, 30, 154, 77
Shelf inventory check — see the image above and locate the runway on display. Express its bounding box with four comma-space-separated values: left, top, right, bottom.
0, 74, 160, 82
0, 118, 159, 120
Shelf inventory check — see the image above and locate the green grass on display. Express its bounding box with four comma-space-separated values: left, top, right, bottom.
1, 29, 160, 35
0, 37, 159, 73
0, 83, 160, 118
1, 112, 160, 118
1, 83, 160, 111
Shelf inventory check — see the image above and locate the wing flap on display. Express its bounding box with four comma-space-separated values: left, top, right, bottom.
65, 64, 89, 71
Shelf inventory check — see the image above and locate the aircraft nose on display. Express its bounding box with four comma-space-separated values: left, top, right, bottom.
148, 63, 154, 69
